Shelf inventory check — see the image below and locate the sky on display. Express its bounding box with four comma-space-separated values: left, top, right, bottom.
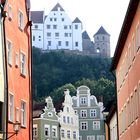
30, 0, 130, 56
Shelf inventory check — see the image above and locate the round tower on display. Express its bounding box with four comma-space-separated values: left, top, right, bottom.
93, 26, 110, 57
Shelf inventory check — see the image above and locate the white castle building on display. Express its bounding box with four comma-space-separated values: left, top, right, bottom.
31, 3, 83, 51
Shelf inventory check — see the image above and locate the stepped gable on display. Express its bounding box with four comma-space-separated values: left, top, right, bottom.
31, 11, 44, 23
73, 17, 82, 23
51, 3, 64, 11
94, 26, 110, 36
82, 31, 91, 39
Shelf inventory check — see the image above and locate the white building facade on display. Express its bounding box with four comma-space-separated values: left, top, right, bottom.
58, 89, 79, 140
31, 3, 82, 51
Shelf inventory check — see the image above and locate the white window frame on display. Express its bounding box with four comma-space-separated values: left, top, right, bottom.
44, 124, 50, 137
61, 129, 65, 138
87, 135, 95, 140
15, 53, 19, 67
80, 110, 87, 118
20, 52, 26, 76
18, 10, 23, 30
52, 126, 57, 138
7, 40, 12, 65
67, 130, 70, 139
63, 116, 66, 123
80, 122, 88, 131
80, 97, 87, 105
97, 135, 105, 140
21, 100, 26, 127
90, 109, 97, 118
33, 124, 38, 137
9, 93, 14, 122
73, 131, 76, 139
93, 121, 100, 130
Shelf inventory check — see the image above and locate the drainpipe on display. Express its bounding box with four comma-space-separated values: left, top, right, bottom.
2, 10, 8, 140
111, 71, 119, 140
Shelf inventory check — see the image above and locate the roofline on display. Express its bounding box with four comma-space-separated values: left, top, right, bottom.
111, 0, 139, 71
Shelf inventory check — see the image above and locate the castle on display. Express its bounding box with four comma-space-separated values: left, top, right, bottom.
31, 3, 110, 57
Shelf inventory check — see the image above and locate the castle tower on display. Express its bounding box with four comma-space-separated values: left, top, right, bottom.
93, 26, 110, 57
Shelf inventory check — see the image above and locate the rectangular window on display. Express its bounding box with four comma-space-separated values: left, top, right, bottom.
20, 52, 26, 76
15, 53, 19, 67
75, 25, 78, 29
69, 33, 72, 37
35, 25, 38, 29
80, 110, 87, 118
47, 32, 51, 37
9, 94, 14, 122
61, 129, 65, 138
18, 10, 23, 30
33, 36, 35, 41
16, 107, 19, 122
90, 109, 96, 118
53, 25, 57, 29
64, 25, 67, 29
33, 124, 38, 137
54, 18, 57, 21
69, 25, 71, 29
48, 41, 51, 46
65, 41, 69, 46
8, 5, 12, 20
47, 25, 51, 29
67, 116, 70, 123
97, 135, 105, 140
58, 41, 61, 46
73, 131, 76, 139
52, 126, 57, 137
63, 116, 66, 123
21, 100, 26, 127
75, 42, 78, 46
67, 130, 70, 138
50, 18, 52, 21
87, 135, 95, 140
7, 40, 12, 65
62, 18, 64, 21
44, 125, 50, 136
55, 32, 59, 37
80, 97, 87, 105
80, 122, 88, 130
64, 33, 68, 37
93, 121, 100, 130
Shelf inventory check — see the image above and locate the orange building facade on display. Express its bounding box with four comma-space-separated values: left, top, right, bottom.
111, 0, 140, 140
1, 0, 32, 139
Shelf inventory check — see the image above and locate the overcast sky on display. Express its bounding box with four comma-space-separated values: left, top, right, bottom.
30, 0, 130, 56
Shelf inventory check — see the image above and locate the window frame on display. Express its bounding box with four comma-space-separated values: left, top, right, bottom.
9, 93, 14, 122
18, 9, 24, 30
21, 100, 26, 127
20, 51, 26, 76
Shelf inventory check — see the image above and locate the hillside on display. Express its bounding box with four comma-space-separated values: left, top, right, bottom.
32, 47, 115, 108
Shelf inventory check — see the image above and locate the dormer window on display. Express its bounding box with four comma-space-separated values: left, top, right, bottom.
80, 97, 87, 105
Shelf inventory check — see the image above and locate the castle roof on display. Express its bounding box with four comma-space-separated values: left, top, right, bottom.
51, 3, 64, 11
82, 31, 91, 39
73, 17, 82, 23
31, 11, 44, 23
94, 26, 110, 36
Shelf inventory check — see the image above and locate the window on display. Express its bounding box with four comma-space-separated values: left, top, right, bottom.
87, 136, 95, 140
64, 33, 68, 37
58, 41, 61, 46
75, 25, 78, 29
21, 100, 26, 127
7, 40, 12, 65
67, 116, 70, 123
20, 52, 26, 76
75, 110, 78, 114
80, 122, 88, 130
93, 121, 100, 130
55, 32, 59, 37
52, 126, 57, 137
33, 36, 35, 41
69, 33, 72, 37
35, 25, 38, 29
75, 42, 78, 46
61, 129, 65, 138
16, 107, 19, 122
90, 109, 96, 118
69, 25, 71, 29
97, 135, 105, 140
50, 18, 52, 21
102, 36, 105, 40
79, 136, 82, 140
80, 110, 87, 118
65, 41, 69, 46
53, 25, 57, 29
63, 116, 66, 123
64, 25, 67, 29
54, 18, 57, 21
48, 41, 51, 46
71, 117, 73, 124
80, 97, 87, 105
47, 32, 51, 37
73, 131, 76, 139
62, 18, 64, 21
18, 10, 23, 30
67, 130, 70, 138
8, 5, 12, 20
9, 94, 14, 122
44, 125, 50, 136
38, 36, 41, 41
33, 124, 38, 137
47, 25, 51, 29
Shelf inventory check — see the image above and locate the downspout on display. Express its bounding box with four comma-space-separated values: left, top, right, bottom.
2, 10, 8, 140
111, 71, 119, 140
